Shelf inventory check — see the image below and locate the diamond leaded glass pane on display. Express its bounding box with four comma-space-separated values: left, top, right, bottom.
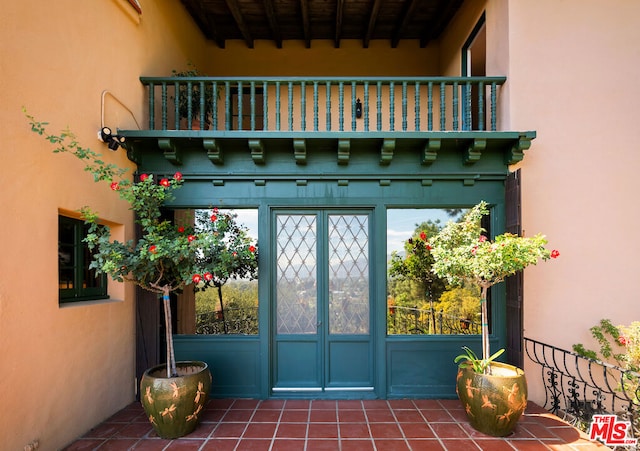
276, 215, 317, 334
328, 214, 369, 335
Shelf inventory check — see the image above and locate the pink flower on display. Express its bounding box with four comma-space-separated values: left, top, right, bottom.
232, 251, 238, 257
203, 272, 213, 282
187, 235, 196, 242
160, 178, 170, 187
551, 250, 560, 259
149, 245, 157, 254
618, 336, 629, 346
249, 245, 256, 253
173, 172, 182, 181
213, 207, 219, 213
192, 274, 202, 284
140, 173, 149, 182
479, 235, 487, 242
110, 181, 119, 191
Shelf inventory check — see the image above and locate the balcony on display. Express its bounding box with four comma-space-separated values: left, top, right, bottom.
121, 76, 535, 167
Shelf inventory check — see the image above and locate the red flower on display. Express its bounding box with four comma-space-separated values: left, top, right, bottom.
203, 272, 213, 282
618, 336, 629, 346
419, 231, 427, 241
110, 181, 119, 191
211, 214, 217, 222
249, 245, 256, 253
187, 235, 196, 242
177, 226, 185, 233
140, 173, 149, 182
173, 172, 182, 181
551, 250, 560, 258
232, 251, 238, 257
160, 178, 170, 187
149, 245, 157, 254
192, 274, 202, 284
426, 244, 432, 250
213, 207, 219, 213
471, 246, 477, 255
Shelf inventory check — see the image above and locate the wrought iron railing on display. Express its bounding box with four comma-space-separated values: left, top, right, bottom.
196, 307, 258, 335
139, 76, 506, 133
388, 305, 481, 335
524, 337, 639, 444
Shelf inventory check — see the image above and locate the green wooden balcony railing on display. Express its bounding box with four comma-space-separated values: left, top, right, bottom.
139, 76, 506, 133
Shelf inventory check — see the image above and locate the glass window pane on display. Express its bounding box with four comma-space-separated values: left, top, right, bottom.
192, 209, 259, 335
276, 214, 317, 335
387, 208, 481, 335
328, 214, 369, 335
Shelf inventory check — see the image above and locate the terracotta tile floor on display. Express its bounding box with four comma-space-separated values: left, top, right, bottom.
64, 399, 612, 450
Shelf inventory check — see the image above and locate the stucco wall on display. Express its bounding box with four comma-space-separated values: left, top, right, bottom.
504, 0, 640, 403
438, 0, 640, 407
0, 1, 207, 449
200, 39, 440, 76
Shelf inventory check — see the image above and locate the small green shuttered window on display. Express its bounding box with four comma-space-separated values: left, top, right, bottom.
58, 216, 108, 304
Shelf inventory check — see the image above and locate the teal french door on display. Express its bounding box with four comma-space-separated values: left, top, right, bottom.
272, 210, 374, 395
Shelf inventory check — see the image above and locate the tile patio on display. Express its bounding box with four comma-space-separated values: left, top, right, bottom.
63, 398, 612, 450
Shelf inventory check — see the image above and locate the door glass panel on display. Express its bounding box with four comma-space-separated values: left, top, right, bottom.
276, 214, 317, 334
328, 214, 369, 335
387, 208, 482, 335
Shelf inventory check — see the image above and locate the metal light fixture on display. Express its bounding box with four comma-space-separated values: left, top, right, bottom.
355, 98, 363, 119
98, 126, 125, 151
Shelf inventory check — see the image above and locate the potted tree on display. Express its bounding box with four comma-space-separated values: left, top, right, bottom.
26, 112, 257, 438
172, 64, 215, 130
430, 201, 559, 436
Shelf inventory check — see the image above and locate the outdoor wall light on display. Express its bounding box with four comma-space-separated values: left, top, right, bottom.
98, 126, 125, 151
355, 98, 363, 119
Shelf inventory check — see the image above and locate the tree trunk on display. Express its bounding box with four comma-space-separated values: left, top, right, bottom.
217, 284, 228, 334
480, 285, 490, 373
162, 289, 177, 377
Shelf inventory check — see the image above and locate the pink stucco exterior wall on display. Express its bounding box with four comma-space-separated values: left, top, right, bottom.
504, 0, 640, 403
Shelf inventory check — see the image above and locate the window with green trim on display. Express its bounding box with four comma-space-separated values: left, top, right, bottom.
58, 215, 108, 304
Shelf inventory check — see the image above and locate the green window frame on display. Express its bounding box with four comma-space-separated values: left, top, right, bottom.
58, 215, 108, 304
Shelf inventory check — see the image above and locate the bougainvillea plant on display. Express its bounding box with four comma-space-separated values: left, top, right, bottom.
25, 111, 257, 378
573, 319, 640, 405
430, 201, 559, 374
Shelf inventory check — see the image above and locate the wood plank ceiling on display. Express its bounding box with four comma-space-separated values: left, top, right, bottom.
180, 0, 464, 49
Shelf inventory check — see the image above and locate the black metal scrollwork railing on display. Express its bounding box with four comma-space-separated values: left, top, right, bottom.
196, 307, 258, 335
388, 305, 481, 335
524, 337, 639, 443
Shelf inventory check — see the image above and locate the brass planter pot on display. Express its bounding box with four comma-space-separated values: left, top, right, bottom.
140, 361, 212, 439
456, 362, 527, 437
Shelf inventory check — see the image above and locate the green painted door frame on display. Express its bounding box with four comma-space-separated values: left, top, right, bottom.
139, 134, 518, 399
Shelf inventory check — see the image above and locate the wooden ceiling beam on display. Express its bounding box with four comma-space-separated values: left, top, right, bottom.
334, 0, 345, 48
299, 0, 311, 48
363, 0, 383, 49
420, 0, 463, 47
224, 0, 254, 48
263, 0, 283, 48
180, 0, 225, 48
392, 0, 420, 48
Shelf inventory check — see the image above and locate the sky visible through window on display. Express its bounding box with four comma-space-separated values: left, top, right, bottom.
387, 209, 460, 258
